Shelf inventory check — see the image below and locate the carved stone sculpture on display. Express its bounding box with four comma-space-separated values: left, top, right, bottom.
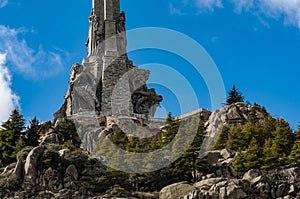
131, 85, 163, 115
86, 10, 104, 56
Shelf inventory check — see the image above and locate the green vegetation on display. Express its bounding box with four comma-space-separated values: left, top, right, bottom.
1, 103, 300, 196
95, 113, 208, 193
0, 109, 25, 166
228, 117, 296, 173
226, 85, 244, 105
56, 118, 81, 147
231, 148, 246, 176
25, 117, 40, 147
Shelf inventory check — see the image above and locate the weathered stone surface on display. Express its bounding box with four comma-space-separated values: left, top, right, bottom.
38, 121, 53, 138
279, 167, 300, 184
243, 169, 262, 181
227, 186, 247, 199
59, 148, 70, 157
40, 132, 60, 145
159, 182, 197, 199
41, 167, 60, 190
194, 178, 225, 189
24, 146, 46, 186
13, 159, 23, 180
203, 150, 222, 165
220, 148, 235, 160
276, 183, 288, 197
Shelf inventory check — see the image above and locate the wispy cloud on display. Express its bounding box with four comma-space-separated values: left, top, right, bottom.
170, 3, 186, 15
177, 0, 300, 28
194, 0, 223, 12
0, 0, 8, 8
0, 53, 20, 123
0, 25, 66, 79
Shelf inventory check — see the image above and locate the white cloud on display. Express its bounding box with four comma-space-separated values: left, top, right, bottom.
194, 0, 223, 12
0, 25, 65, 79
182, 0, 300, 28
170, 3, 185, 15
0, 53, 20, 123
257, 0, 300, 28
0, 0, 8, 8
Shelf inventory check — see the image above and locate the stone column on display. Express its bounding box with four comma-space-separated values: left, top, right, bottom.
92, 0, 104, 21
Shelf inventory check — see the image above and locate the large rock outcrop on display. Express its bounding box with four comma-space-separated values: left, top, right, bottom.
1, 144, 106, 199
199, 102, 269, 155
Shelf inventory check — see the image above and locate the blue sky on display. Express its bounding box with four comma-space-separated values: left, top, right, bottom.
0, 0, 299, 129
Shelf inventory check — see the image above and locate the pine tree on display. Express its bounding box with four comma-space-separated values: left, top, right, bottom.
289, 126, 300, 162
0, 109, 25, 165
293, 126, 300, 141
232, 148, 246, 177
226, 85, 244, 105
25, 116, 40, 147
226, 127, 247, 151
289, 142, 300, 161
172, 121, 207, 182
161, 112, 180, 144
56, 118, 80, 146
272, 118, 294, 156
244, 138, 262, 170
214, 125, 230, 150
261, 138, 279, 170
242, 123, 267, 148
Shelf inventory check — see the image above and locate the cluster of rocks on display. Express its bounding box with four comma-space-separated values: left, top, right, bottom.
159, 166, 300, 199
1, 133, 106, 199
159, 148, 300, 199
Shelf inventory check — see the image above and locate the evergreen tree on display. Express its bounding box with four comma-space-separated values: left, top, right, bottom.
232, 148, 246, 177
244, 138, 262, 170
289, 142, 300, 162
261, 138, 279, 170
226, 85, 244, 105
0, 109, 25, 165
172, 121, 207, 182
226, 127, 247, 151
289, 126, 300, 162
56, 118, 80, 146
272, 118, 294, 156
161, 112, 180, 144
242, 123, 267, 147
25, 116, 40, 147
214, 125, 230, 150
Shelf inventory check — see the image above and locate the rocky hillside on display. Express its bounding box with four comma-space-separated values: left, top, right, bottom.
160, 149, 300, 199
1, 102, 300, 199
0, 124, 107, 198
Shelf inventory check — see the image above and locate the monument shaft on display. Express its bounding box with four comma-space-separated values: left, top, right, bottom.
55, 0, 162, 152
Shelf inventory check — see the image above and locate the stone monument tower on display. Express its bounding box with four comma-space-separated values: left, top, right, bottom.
54, 0, 162, 152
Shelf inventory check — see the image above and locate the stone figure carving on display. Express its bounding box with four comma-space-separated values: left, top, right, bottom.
116, 12, 126, 33
116, 12, 127, 56
86, 10, 104, 55
131, 85, 163, 115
